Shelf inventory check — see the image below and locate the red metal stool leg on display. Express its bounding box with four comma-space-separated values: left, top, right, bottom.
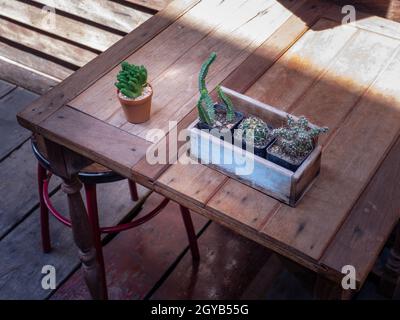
38, 163, 51, 253
128, 180, 139, 201
179, 205, 200, 262
84, 183, 108, 299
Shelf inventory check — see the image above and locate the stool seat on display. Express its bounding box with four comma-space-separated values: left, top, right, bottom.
31, 137, 123, 184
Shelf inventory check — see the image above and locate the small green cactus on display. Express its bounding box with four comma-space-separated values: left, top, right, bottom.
272, 116, 328, 158
115, 61, 148, 99
235, 116, 271, 147
197, 53, 237, 126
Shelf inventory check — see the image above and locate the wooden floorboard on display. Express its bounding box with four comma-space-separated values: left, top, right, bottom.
0, 87, 38, 160
0, 176, 149, 299
0, 79, 15, 98
34, 0, 152, 33
0, 56, 60, 94
0, 141, 59, 240
151, 222, 273, 299
51, 193, 208, 300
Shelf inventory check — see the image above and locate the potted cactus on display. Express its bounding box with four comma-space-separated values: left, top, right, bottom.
267, 116, 328, 171
233, 116, 275, 158
115, 61, 152, 124
196, 52, 243, 132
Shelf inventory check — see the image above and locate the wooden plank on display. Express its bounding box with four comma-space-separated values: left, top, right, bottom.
70, 0, 273, 124
122, 0, 306, 140
332, 0, 400, 22
262, 47, 400, 260
0, 179, 149, 299
325, 3, 400, 40
17, 0, 200, 132
245, 18, 357, 110
0, 18, 97, 67
0, 79, 15, 98
51, 193, 208, 300
39, 106, 151, 179
0, 0, 121, 51
288, 30, 399, 144
0, 41, 73, 81
320, 135, 400, 286
126, 0, 173, 11
207, 179, 278, 231
0, 56, 59, 94
0, 87, 39, 160
221, 0, 332, 94
155, 168, 322, 274
35, 0, 152, 33
0, 141, 60, 239
157, 154, 227, 207
152, 222, 272, 299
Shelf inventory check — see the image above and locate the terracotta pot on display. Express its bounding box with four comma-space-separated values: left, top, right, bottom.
117, 84, 153, 124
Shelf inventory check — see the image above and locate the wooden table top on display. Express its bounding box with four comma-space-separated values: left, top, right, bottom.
18, 0, 400, 289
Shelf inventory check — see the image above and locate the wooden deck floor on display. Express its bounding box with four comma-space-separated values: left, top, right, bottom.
0, 0, 396, 300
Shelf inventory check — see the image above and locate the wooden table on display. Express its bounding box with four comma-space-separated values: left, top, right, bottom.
17, 0, 400, 299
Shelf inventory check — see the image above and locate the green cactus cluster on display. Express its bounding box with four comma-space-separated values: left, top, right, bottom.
272, 116, 328, 158
234, 116, 271, 147
115, 61, 148, 99
197, 52, 236, 126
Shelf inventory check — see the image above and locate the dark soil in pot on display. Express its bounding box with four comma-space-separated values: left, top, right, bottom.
196, 104, 244, 136
266, 142, 311, 172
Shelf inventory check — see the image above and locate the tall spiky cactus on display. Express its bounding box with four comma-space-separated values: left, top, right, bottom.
115, 62, 148, 99
272, 116, 328, 158
198, 52, 217, 123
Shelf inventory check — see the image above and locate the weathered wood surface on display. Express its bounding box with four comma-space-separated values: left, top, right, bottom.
70, 0, 305, 142
0, 142, 59, 240
17, 0, 199, 131
127, 0, 173, 11
34, 0, 152, 33
0, 0, 121, 52
0, 79, 15, 98
52, 193, 208, 300
0, 56, 59, 95
39, 106, 151, 180
0, 42, 73, 82
321, 135, 400, 286
0, 177, 149, 299
152, 222, 272, 299
0, 18, 97, 68
332, 0, 400, 22
0, 87, 38, 160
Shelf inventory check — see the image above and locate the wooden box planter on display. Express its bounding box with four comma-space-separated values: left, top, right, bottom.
189, 87, 323, 207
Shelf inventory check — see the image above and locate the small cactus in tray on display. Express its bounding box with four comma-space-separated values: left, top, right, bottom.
234, 116, 272, 148
115, 62, 148, 99
272, 116, 328, 158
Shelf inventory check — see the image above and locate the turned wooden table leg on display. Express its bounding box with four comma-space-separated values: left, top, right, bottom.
380, 221, 400, 298
44, 139, 107, 299
62, 176, 108, 300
